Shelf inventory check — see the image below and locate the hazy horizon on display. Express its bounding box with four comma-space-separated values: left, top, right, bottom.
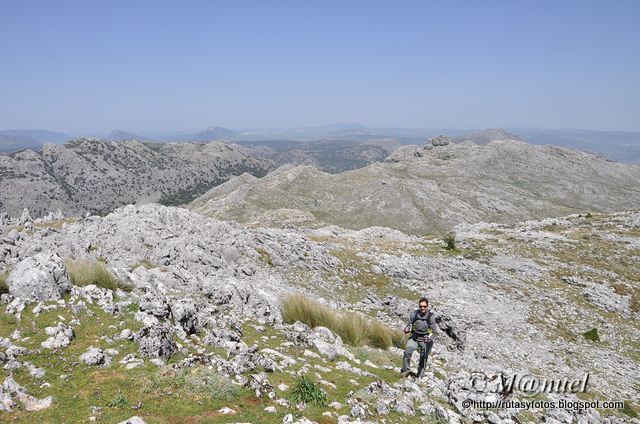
2, 1, 639, 133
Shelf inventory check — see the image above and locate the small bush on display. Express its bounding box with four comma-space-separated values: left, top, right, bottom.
66, 259, 120, 291
443, 232, 457, 250
0, 270, 9, 294
106, 390, 128, 408
290, 376, 327, 406
583, 328, 599, 342
281, 293, 400, 349
585, 212, 593, 219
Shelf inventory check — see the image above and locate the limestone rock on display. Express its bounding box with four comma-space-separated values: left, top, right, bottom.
6, 253, 71, 301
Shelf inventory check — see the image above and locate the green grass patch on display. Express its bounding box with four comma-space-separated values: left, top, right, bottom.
583, 328, 600, 342
143, 366, 248, 401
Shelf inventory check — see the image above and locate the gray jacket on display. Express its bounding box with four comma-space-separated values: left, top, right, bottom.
405, 309, 440, 340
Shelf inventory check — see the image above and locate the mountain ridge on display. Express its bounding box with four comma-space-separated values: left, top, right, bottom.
189, 137, 640, 234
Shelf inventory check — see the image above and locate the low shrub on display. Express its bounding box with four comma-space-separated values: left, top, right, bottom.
583, 328, 599, 342
106, 391, 128, 408
443, 232, 457, 250
290, 376, 327, 406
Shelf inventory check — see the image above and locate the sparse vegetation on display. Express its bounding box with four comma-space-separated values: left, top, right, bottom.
132, 258, 158, 270
281, 293, 402, 348
144, 366, 246, 401
289, 376, 327, 406
255, 247, 273, 266
443, 232, 457, 250
585, 212, 593, 219
583, 328, 600, 342
621, 401, 639, 418
66, 259, 128, 291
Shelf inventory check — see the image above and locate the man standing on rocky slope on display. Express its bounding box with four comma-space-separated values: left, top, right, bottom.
400, 297, 440, 378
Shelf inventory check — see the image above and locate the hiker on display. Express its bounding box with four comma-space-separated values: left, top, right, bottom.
400, 297, 440, 378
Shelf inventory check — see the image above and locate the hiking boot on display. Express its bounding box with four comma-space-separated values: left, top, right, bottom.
400, 370, 410, 378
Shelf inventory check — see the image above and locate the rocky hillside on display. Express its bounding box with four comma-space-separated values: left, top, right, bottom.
0, 204, 637, 422
234, 139, 396, 174
189, 137, 640, 234
0, 139, 274, 217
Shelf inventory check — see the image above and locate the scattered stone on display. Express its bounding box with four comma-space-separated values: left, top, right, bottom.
41, 323, 75, 349
80, 347, 112, 367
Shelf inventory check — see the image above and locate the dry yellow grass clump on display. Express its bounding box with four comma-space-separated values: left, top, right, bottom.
0, 270, 9, 294
66, 259, 128, 291
281, 293, 402, 348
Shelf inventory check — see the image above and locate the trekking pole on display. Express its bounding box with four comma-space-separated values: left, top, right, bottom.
397, 332, 407, 349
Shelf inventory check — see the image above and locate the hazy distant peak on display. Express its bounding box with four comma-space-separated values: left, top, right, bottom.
452, 128, 525, 145
0, 134, 41, 152
200, 126, 236, 137
106, 129, 150, 141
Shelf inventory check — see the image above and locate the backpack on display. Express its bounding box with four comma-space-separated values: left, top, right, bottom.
411, 309, 433, 336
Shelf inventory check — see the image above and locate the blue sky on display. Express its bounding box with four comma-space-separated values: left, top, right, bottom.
1, 0, 639, 133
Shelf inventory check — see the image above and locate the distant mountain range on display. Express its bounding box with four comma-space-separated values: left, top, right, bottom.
1, 125, 640, 163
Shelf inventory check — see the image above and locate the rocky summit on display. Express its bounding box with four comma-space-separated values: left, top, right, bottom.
0, 201, 638, 423
0, 138, 273, 218
189, 137, 640, 234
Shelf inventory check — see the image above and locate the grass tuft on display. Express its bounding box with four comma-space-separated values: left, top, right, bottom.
66, 259, 124, 291
0, 270, 9, 294
289, 376, 327, 406
281, 293, 402, 348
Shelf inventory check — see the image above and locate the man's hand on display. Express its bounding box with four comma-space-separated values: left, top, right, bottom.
403, 327, 411, 334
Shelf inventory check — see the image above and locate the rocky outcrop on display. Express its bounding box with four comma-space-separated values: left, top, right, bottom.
6, 253, 71, 301
134, 325, 176, 360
